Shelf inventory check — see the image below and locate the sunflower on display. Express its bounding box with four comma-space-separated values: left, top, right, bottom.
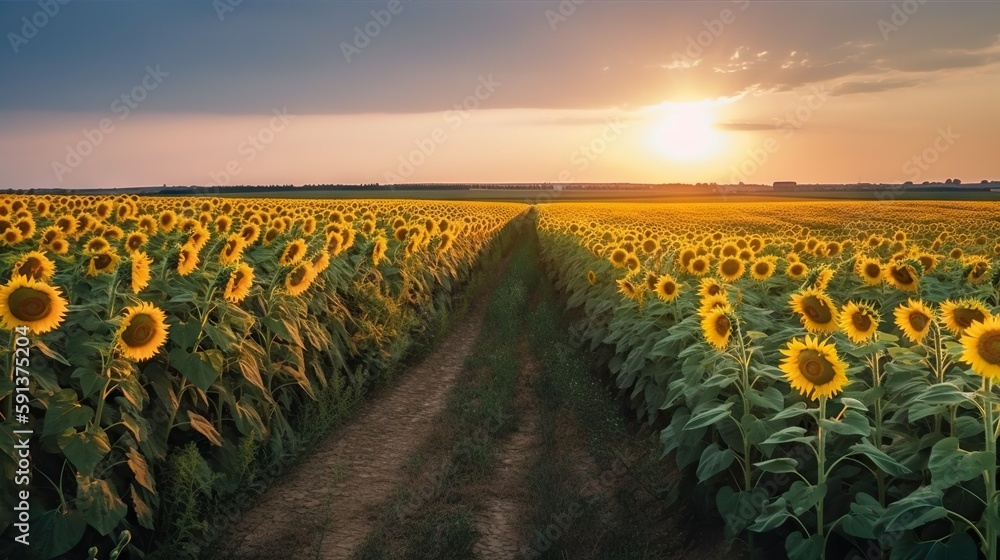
790, 288, 839, 333
219, 234, 247, 266
856, 257, 884, 286
688, 256, 710, 276
610, 248, 628, 268
959, 316, 1000, 381
372, 236, 388, 266
86, 250, 120, 277
50, 239, 69, 255
965, 258, 990, 285
587, 270, 597, 286
894, 298, 935, 344
698, 278, 725, 298
84, 236, 111, 254
312, 250, 331, 274
285, 262, 316, 296
699, 293, 730, 316
812, 268, 835, 291
124, 232, 148, 254
130, 252, 153, 294
839, 301, 879, 345
223, 263, 254, 303
701, 307, 733, 350
175, 244, 200, 276
941, 299, 991, 336
654, 274, 680, 302
885, 262, 919, 291
12, 251, 55, 281
779, 336, 849, 401
786, 261, 808, 280
0, 276, 69, 334
749, 257, 776, 281
624, 254, 641, 275
718, 257, 745, 282
616, 278, 641, 301
115, 302, 169, 361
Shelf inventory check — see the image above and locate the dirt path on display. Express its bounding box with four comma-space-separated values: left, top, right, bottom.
217, 300, 489, 560
472, 341, 544, 559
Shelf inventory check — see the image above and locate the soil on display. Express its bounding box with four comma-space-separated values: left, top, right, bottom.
214, 299, 488, 560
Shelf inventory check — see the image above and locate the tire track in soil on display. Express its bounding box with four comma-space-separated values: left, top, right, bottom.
217, 297, 491, 560
472, 340, 544, 560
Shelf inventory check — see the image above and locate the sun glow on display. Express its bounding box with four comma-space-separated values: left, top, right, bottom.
647, 102, 728, 162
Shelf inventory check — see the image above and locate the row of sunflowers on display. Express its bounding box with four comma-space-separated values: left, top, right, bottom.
0, 194, 526, 559
536, 200, 1000, 560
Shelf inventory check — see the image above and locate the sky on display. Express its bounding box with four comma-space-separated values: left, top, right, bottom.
0, 0, 998, 189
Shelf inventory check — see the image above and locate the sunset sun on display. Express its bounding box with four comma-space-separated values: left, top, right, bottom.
648, 102, 727, 162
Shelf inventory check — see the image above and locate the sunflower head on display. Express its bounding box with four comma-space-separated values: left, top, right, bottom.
701, 306, 734, 350
894, 298, 935, 344
0, 276, 69, 334
223, 263, 255, 304
941, 299, 991, 336
779, 335, 849, 401
86, 250, 120, 277
654, 274, 680, 302
885, 262, 919, 291
749, 257, 776, 281
129, 252, 153, 294
13, 251, 56, 282
116, 302, 169, 362
787, 261, 808, 280
616, 278, 642, 301
857, 258, 884, 286
285, 262, 316, 296
790, 288, 839, 334
718, 257, 745, 282
960, 316, 1000, 381
839, 301, 880, 345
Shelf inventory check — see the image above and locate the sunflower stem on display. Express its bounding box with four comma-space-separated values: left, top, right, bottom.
870, 353, 887, 508
817, 394, 827, 551
982, 378, 997, 560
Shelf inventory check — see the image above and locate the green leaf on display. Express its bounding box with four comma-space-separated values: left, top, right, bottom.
683, 402, 734, 431
41, 389, 95, 438
35, 338, 71, 366
71, 367, 107, 400
696, 443, 735, 482
850, 440, 911, 477
839, 397, 867, 411
32, 508, 87, 559
928, 436, 994, 492
761, 426, 815, 446
168, 319, 200, 349
819, 410, 871, 438
75, 474, 128, 536
786, 531, 824, 560
772, 401, 810, 421
876, 486, 947, 533
748, 498, 792, 532
716, 486, 768, 538
842, 492, 884, 539
188, 411, 223, 446
58, 426, 110, 477
783, 481, 826, 516
755, 457, 799, 474
747, 386, 784, 412
169, 348, 219, 392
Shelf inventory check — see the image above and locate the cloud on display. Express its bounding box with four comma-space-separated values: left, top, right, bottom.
830, 78, 924, 96
714, 122, 779, 131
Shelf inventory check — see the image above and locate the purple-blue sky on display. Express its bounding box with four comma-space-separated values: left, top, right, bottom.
1, 0, 998, 188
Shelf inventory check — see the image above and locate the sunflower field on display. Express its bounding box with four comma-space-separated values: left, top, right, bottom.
536, 200, 1000, 559
0, 194, 525, 559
